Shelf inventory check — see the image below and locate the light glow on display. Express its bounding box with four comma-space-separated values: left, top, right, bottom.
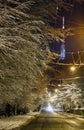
70, 66, 76, 72
46, 103, 54, 112
58, 84, 61, 87
55, 89, 58, 93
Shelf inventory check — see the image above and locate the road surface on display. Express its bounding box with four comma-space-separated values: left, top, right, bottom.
20, 112, 84, 130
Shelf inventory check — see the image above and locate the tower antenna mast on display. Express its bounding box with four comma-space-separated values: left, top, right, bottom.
59, 16, 66, 60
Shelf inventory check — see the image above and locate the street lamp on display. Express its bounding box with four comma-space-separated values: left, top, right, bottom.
70, 66, 76, 72
55, 89, 58, 93
58, 84, 61, 87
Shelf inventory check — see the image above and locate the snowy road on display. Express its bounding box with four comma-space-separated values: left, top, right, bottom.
19, 112, 84, 130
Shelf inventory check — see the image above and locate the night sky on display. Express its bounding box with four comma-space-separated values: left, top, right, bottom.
66, 2, 84, 52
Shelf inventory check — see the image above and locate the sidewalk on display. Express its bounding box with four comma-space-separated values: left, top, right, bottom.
0, 112, 39, 130
59, 112, 84, 118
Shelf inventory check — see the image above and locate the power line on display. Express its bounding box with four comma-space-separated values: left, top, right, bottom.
52, 50, 84, 66
52, 62, 84, 66
56, 76, 84, 81
66, 21, 84, 27
55, 50, 84, 54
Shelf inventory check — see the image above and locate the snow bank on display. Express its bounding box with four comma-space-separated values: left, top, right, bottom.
0, 112, 39, 130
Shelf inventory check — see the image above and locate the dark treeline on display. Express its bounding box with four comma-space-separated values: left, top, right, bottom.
0, 103, 29, 117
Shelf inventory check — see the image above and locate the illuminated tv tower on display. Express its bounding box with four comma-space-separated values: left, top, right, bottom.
59, 16, 66, 60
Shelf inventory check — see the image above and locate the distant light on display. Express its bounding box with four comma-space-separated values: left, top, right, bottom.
55, 89, 58, 93
56, 6, 59, 10
58, 84, 61, 87
70, 66, 76, 72
46, 103, 54, 112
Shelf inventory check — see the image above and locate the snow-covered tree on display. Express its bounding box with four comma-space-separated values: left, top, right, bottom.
49, 83, 82, 111
0, 0, 83, 113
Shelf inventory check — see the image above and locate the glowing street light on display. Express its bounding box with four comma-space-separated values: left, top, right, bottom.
55, 89, 58, 93
70, 66, 76, 72
58, 84, 61, 87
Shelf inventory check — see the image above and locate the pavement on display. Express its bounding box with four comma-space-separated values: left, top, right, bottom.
19, 112, 84, 130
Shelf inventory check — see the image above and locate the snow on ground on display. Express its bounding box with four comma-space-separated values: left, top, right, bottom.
0, 112, 39, 130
